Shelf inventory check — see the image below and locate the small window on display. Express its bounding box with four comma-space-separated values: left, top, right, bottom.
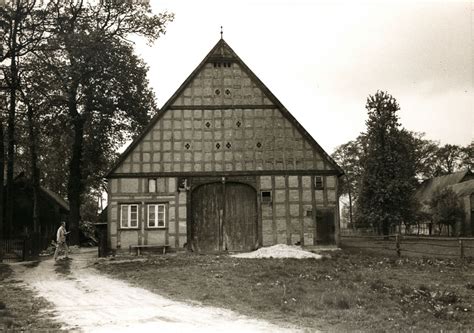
261, 191, 272, 203
178, 177, 187, 190
315, 176, 324, 190
121, 204, 139, 229
147, 204, 166, 228
148, 179, 156, 193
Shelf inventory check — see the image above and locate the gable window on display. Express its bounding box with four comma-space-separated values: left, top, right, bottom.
261, 191, 272, 203
315, 176, 324, 190
147, 204, 166, 228
121, 204, 139, 228
148, 179, 157, 193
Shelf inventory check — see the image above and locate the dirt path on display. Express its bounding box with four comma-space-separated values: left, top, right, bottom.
11, 249, 301, 332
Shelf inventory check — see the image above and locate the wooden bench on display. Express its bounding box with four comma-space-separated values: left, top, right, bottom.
129, 244, 170, 256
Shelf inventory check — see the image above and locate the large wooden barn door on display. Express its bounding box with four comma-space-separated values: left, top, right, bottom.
316, 209, 335, 244
191, 183, 223, 252
191, 182, 257, 252
224, 183, 257, 251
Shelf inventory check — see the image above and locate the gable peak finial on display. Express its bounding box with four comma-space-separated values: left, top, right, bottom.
220, 26, 223, 39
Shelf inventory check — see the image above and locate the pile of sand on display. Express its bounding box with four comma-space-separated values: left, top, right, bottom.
231, 244, 322, 259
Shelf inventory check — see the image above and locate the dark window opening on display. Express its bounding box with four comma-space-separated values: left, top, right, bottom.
226, 142, 231, 149
261, 191, 272, 203
215, 89, 221, 95
185, 143, 190, 150
205, 121, 211, 128
216, 143, 221, 149
256, 142, 262, 148
213, 61, 232, 68
178, 177, 187, 191
315, 176, 324, 190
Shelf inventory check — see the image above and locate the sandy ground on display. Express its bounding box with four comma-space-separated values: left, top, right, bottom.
10, 249, 301, 333
231, 244, 323, 259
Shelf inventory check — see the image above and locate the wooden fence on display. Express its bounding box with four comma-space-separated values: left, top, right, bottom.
340, 234, 474, 259
0, 233, 52, 262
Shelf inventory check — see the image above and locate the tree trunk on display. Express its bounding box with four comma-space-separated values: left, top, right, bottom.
6, 56, 17, 239
0, 123, 4, 241
382, 220, 390, 239
5, 3, 20, 238
26, 102, 40, 233
347, 183, 353, 228
67, 108, 84, 246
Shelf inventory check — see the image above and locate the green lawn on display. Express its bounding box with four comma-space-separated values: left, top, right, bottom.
0, 263, 61, 331
94, 250, 474, 332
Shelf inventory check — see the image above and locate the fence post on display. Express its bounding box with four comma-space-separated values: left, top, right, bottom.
22, 238, 27, 261
459, 239, 464, 259
395, 234, 401, 257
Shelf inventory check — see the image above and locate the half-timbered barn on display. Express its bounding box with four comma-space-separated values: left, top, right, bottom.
106, 38, 343, 253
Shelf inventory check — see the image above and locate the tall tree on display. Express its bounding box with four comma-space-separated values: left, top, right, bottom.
29, 0, 172, 244
406, 131, 439, 181
0, 123, 4, 241
0, 0, 46, 237
357, 91, 418, 236
433, 144, 464, 176
460, 142, 473, 171
331, 135, 366, 225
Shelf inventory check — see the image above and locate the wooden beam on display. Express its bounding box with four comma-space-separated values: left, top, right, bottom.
109, 169, 341, 179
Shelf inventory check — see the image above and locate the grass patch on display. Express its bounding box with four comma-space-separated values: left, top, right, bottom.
0, 264, 61, 331
94, 251, 474, 332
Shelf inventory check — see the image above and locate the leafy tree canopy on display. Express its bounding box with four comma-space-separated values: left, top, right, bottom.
429, 188, 464, 236
356, 91, 418, 235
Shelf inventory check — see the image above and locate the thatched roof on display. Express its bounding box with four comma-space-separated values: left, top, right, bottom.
414, 169, 473, 205
40, 187, 70, 212
13, 172, 69, 212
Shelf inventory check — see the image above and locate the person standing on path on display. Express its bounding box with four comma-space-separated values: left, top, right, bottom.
54, 221, 70, 260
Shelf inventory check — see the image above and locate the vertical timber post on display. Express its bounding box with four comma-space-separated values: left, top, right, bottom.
459, 239, 464, 259
221, 176, 226, 251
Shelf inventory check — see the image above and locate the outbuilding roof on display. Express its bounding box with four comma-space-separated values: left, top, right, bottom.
414, 169, 472, 204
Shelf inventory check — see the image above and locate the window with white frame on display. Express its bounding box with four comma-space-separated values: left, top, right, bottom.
147, 204, 166, 228
121, 204, 139, 228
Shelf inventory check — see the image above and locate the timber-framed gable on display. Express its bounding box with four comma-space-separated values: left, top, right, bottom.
107, 37, 343, 253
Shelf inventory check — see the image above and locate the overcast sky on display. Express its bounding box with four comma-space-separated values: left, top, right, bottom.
134, 0, 473, 154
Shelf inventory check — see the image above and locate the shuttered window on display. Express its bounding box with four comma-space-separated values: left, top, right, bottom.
315, 176, 324, 190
